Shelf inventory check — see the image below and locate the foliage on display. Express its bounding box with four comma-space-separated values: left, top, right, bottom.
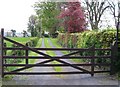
27, 15, 38, 37
58, 1, 86, 33
77, 29, 116, 49
34, 2, 60, 35
58, 33, 78, 48
58, 29, 117, 49
27, 37, 39, 47
22, 30, 29, 37
11, 29, 17, 37
58, 29, 119, 71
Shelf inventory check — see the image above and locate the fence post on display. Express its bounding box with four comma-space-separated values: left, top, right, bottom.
110, 42, 117, 75
26, 43, 29, 64
0, 29, 2, 78
0, 28, 4, 78
91, 45, 95, 76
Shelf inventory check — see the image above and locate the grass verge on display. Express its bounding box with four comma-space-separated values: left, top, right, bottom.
50, 38, 68, 54
44, 38, 62, 72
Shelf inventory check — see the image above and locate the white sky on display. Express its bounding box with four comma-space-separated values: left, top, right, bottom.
0, 0, 38, 33
0, 0, 118, 33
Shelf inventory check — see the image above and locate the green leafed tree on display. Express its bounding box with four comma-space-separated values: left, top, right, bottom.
34, 2, 60, 36
11, 29, 17, 37
27, 15, 37, 37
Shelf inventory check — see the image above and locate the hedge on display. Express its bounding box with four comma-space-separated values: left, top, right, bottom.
58, 33, 78, 48
58, 29, 120, 71
58, 29, 117, 49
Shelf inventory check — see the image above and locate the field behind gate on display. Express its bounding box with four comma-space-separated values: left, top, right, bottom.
4, 37, 40, 77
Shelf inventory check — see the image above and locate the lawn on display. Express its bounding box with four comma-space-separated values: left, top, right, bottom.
5, 37, 32, 47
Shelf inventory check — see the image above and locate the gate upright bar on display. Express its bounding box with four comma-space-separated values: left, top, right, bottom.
0, 29, 2, 77
1, 28, 4, 78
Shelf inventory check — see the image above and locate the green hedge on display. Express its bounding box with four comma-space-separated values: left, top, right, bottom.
77, 30, 116, 48
58, 29, 117, 49
26, 37, 39, 47
58, 33, 78, 48
58, 29, 120, 72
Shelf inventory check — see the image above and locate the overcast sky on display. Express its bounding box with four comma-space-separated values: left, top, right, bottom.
0, 0, 38, 33
0, 0, 118, 33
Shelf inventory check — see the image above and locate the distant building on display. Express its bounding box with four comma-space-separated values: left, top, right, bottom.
5, 32, 12, 37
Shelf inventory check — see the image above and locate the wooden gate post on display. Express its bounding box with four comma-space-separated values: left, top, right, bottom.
0, 29, 2, 78
0, 28, 4, 78
110, 41, 117, 75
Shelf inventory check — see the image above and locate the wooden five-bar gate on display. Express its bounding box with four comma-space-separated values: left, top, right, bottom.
0, 28, 116, 78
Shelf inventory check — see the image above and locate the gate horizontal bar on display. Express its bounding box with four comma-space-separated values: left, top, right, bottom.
3, 47, 90, 51
3, 47, 111, 51
4, 72, 90, 75
4, 70, 110, 75
3, 56, 111, 59
3, 63, 110, 67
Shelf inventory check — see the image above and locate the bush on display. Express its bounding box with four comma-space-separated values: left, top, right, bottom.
27, 37, 39, 47
58, 29, 120, 72
58, 33, 78, 48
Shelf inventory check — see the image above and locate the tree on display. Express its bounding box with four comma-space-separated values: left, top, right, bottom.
27, 15, 37, 37
58, 1, 86, 33
108, 0, 120, 51
34, 2, 60, 36
85, 0, 110, 30
22, 30, 29, 37
107, 0, 120, 28
11, 29, 16, 37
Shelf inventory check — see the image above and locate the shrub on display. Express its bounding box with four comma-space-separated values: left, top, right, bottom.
58, 29, 120, 72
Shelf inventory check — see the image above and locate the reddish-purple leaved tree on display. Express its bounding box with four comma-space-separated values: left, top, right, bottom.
58, 1, 86, 33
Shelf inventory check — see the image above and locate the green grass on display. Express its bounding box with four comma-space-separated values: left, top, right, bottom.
28, 38, 42, 64
5, 37, 32, 47
44, 38, 62, 72
44, 38, 56, 56
50, 38, 68, 54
